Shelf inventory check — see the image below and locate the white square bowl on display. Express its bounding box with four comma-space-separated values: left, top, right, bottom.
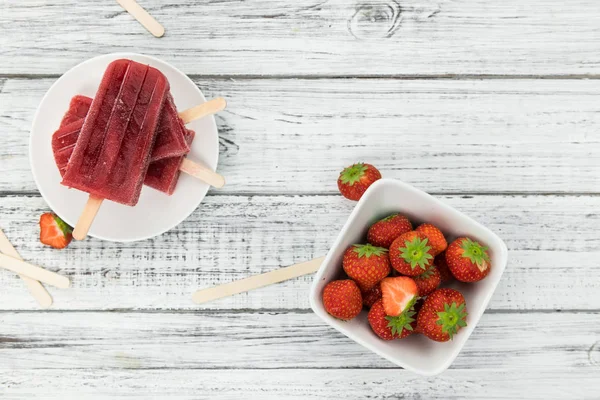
309, 178, 508, 376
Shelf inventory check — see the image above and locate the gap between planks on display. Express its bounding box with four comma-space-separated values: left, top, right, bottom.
3, 74, 600, 81
0, 309, 597, 314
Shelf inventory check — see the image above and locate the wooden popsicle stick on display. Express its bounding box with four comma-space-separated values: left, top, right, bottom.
179, 159, 225, 188
116, 0, 165, 38
0, 229, 52, 308
178, 98, 227, 124
192, 256, 325, 304
0, 253, 70, 289
73, 195, 103, 241
176, 98, 228, 188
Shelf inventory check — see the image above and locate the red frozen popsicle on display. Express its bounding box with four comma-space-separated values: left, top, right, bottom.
62, 59, 169, 205
145, 129, 195, 194
54, 96, 194, 195
53, 96, 226, 194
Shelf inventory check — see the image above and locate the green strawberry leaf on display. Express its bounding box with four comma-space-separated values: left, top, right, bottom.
339, 163, 368, 186
460, 238, 490, 265
400, 237, 433, 270
353, 244, 388, 258
435, 302, 468, 340
385, 308, 416, 336
53, 214, 73, 235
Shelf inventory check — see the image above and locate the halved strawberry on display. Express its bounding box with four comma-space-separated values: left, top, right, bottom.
39, 213, 73, 249
368, 299, 416, 340
380, 276, 418, 317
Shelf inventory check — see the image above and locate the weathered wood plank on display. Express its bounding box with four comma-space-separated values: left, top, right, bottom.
0, 311, 598, 370
1, 0, 599, 76
0, 194, 598, 311
1, 78, 599, 194
0, 368, 596, 399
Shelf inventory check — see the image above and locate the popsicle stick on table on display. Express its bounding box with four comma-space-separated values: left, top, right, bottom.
68, 97, 227, 240
192, 257, 325, 304
0, 229, 52, 308
0, 253, 70, 289
116, 0, 165, 38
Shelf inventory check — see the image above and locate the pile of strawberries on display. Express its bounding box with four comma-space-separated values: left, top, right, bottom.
325, 176, 492, 341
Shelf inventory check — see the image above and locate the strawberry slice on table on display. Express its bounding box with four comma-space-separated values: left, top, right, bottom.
361, 283, 382, 308
368, 299, 416, 340
413, 265, 441, 297
342, 244, 390, 291
417, 288, 467, 342
415, 223, 447, 255
322, 280, 363, 321
39, 213, 73, 249
433, 251, 454, 283
367, 213, 413, 248
380, 276, 418, 317
446, 237, 491, 282
389, 231, 435, 276
337, 163, 381, 201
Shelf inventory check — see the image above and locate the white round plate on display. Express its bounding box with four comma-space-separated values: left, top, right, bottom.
30, 53, 219, 242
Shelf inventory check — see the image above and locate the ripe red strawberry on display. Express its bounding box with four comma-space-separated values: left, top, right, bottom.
337, 163, 381, 201
446, 237, 491, 282
415, 223, 447, 255
434, 251, 454, 283
322, 280, 362, 320
380, 276, 418, 317
39, 213, 73, 249
368, 299, 416, 340
342, 244, 390, 291
367, 214, 413, 248
413, 265, 441, 296
417, 288, 467, 342
388, 231, 435, 276
361, 283, 382, 308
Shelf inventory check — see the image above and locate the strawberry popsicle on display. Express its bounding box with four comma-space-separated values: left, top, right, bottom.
53, 94, 194, 195
145, 129, 195, 194
61, 59, 169, 206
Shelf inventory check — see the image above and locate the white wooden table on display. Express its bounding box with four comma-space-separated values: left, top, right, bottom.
1, 1, 599, 398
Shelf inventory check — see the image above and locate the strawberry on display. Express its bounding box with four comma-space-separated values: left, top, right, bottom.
39, 213, 73, 249
433, 251, 454, 283
361, 283, 382, 308
388, 231, 435, 276
413, 265, 441, 296
368, 299, 416, 340
380, 276, 418, 317
337, 163, 381, 201
322, 280, 362, 320
367, 214, 413, 248
446, 237, 491, 282
417, 288, 467, 342
342, 244, 390, 291
415, 223, 447, 255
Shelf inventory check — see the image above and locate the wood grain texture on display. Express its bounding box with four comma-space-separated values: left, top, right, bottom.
1, 78, 599, 194
1, 0, 600, 76
0, 311, 598, 370
0, 368, 598, 399
0, 194, 598, 311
